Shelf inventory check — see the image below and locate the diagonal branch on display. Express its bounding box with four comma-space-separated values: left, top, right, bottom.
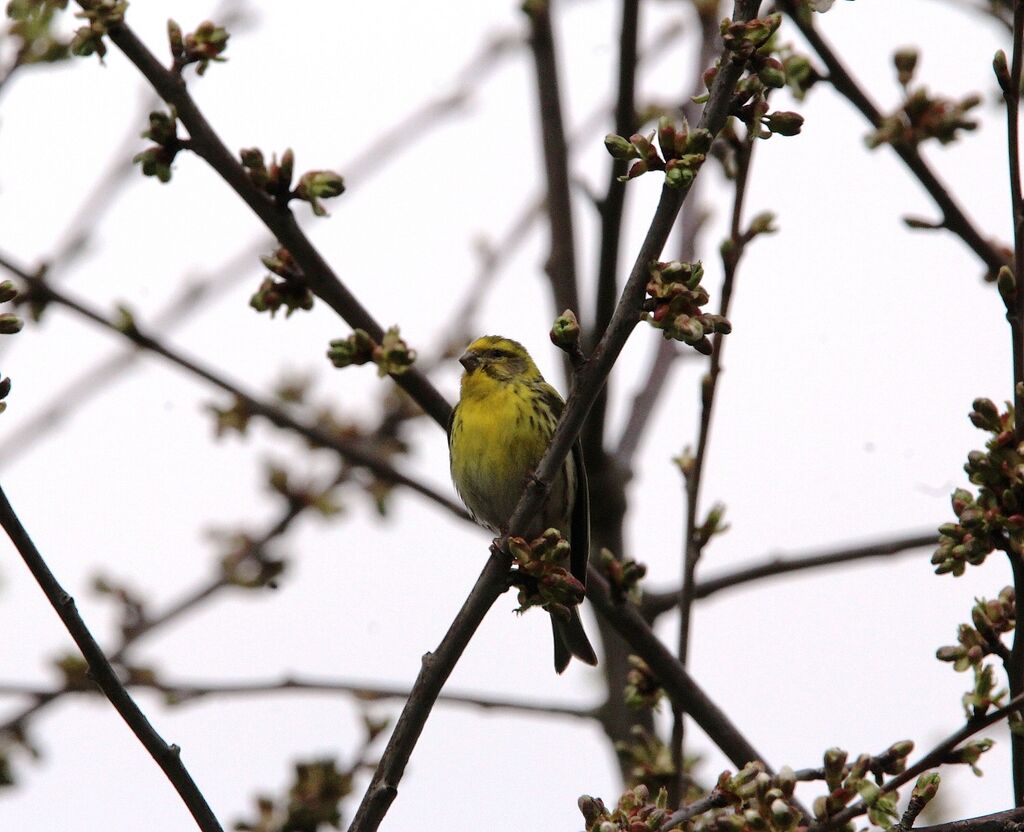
0, 482, 224, 832
809, 690, 1024, 832
89, 12, 452, 427
778, 0, 1007, 276
0, 251, 468, 522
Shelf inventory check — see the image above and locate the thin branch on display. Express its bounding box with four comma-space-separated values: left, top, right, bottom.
810, 690, 1024, 832
0, 252, 468, 522
779, 0, 1007, 276
98, 674, 597, 721
0, 482, 224, 832
642, 531, 939, 619
584, 0, 641, 458
525, 0, 581, 324
672, 126, 756, 795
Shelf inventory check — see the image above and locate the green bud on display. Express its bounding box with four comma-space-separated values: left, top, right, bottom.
0, 281, 18, 304
893, 47, 918, 86
0, 314, 24, 334
771, 799, 795, 830
686, 128, 713, 154
888, 740, 914, 759
994, 50, 1011, 94
998, 266, 1016, 304
758, 57, 786, 89
550, 309, 581, 348
0, 377, 12, 399
604, 133, 636, 159
765, 111, 804, 137
912, 772, 940, 803
749, 211, 777, 235
665, 164, 694, 189
168, 19, 184, 59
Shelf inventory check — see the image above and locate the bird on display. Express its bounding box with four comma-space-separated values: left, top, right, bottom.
448, 335, 598, 673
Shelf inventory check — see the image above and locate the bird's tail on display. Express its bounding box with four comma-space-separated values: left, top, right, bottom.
551, 605, 598, 673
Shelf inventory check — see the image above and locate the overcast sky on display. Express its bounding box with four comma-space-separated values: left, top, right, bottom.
0, 1, 1019, 830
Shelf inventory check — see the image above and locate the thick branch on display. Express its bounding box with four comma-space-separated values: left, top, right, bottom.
0, 483, 224, 832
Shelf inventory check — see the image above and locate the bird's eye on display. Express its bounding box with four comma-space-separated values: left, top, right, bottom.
484, 349, 505, 360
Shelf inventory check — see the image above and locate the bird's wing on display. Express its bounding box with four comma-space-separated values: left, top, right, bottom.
536, 383, 590, 589
570, 436, 590, 589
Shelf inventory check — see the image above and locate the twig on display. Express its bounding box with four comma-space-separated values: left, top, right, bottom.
671, 126, 756, 794
0, 251, 468, 521
779, 0, 1007, 276
641, 531, 938, 618
810, 690, 1024, 832
84, 11, 451, 428
0, 482, 224, 832
347, 4, 765, 829
584, 0, 640, 458
15, 673, 597, 721
525, 0, 581, 323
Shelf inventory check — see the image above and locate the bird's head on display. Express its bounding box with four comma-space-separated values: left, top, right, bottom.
458, 336, 542, 383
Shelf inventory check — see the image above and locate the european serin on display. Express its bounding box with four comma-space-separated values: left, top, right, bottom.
448, 335, 598, 673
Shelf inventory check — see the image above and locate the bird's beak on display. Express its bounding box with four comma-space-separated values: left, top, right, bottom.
459, 351, 480, 373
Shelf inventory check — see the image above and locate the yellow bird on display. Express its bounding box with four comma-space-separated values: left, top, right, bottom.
448, 335, 597, 673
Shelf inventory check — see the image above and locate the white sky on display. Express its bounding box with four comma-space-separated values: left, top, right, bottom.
0, 1, 1019, 830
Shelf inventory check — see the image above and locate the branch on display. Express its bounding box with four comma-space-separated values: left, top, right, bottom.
914, 807, 1024, 832
642, 531, 939, 618
586, 566, 783, 777
0, 252, 468, 522
672, 125, 756, 795
525, 0, 581, 324
346, 550, 512, 832
584, 0, 640, 458
610, 3, 720, 476
779, 0, 1007, 276
1000, 3, 1024, 807
0, 464, 343, 745
0, 482, 224, 832
810, 690, 1024, 832
88, 12, 452, 427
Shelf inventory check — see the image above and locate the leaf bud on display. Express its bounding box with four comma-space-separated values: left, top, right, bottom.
765, 111, 804, 137
604, 133, 636, 159
0, 314, 23, 334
